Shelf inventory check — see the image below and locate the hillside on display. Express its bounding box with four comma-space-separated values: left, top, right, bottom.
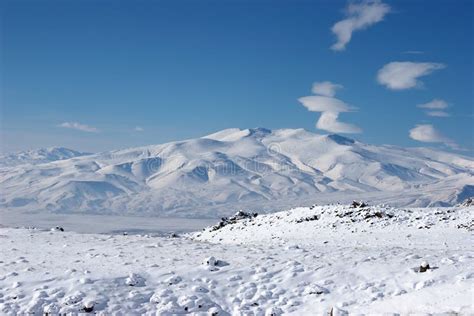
0, 128, 472, 216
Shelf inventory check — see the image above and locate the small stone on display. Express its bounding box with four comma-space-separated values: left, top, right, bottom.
419, 261, 430, 272
83, 301, 94, 313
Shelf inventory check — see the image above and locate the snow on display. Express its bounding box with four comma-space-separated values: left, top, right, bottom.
1, 128, 472, 217
0, 147, 88, 168
1, 203, 473, 314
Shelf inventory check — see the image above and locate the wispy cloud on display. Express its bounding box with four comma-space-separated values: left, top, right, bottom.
426, 111, 450, 117
417, 99, 450, 117
298, 81, 361, 134
417, 99, 449, 110
377, 61, 445, 90
409, 124, 459, 149
58, 122, 99, 133
311, 81, 343, 97
134, 126, 144, 132
331, 0, 391, 51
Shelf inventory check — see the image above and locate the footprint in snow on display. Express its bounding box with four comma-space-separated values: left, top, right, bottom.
127, 290, 149, 303
165, 275, 182, 285
43, 303, 60, 314
63, 291, 84, 305
192, 285, 209, 293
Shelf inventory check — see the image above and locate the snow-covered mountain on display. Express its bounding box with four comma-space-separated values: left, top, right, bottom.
0, 128, 472, 216
0, 147, 88, 168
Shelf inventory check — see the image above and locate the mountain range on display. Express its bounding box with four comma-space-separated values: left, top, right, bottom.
1, 128, 472, 217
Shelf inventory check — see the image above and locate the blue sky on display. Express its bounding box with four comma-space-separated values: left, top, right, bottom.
1, 0, 473, 154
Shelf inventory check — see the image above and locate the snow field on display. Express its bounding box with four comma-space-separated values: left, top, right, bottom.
0, 204, 473, 314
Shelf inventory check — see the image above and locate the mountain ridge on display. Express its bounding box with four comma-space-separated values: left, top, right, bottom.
1, 128, 472, 217
0, 147, 90, 168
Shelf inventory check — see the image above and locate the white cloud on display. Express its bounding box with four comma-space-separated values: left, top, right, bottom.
417, 99, 449, 110
311, 81, 343, 97
316, 111, 362, 134
298, 95, 353, 113
409, 124, 458, 149
377, 61, 445, 90
426, 111, 450, 117
298, 82, 361, 134
134, 126, 144, 132
58, 122, 99, 133
331, 0, 391, 51
417, 99, 450, 117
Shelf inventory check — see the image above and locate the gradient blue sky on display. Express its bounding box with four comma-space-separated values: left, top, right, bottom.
1, 0, 473, 154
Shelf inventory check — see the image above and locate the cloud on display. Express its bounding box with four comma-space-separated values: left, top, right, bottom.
298, 95, 353, 113
417, 99, 450, 117
134, 126, 144, 132
331, 0, 391, 51
58, 122, 99, 133
409, 124, 458, 149
316, 111, 362, 134
417, 99, 449, 110
311, 81, 343, 97
426, 111, 450, 117
377, 62, 445, 90
298, 82, 361, 134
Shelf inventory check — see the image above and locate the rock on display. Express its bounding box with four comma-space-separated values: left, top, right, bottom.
51, 226, 64, 232
210, 211, 258, 232
82, 301, 94, 313
419, 261, 430, 273
459, 197, 474, 207
350, 201, 368, 208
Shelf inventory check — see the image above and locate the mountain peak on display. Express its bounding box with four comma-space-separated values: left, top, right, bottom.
246, 127, 272, 137
1, 128, 472, 215
326, 134, 356, 145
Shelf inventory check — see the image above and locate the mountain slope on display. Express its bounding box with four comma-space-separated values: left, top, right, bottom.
0, 147, 90, 168
0, 128, 472, 217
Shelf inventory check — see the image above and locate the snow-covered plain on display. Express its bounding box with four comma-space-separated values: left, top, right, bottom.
1, 203, 473, 315
1, 128, 473, 217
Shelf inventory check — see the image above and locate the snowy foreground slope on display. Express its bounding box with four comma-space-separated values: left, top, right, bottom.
1, 128, 473, 217
1, 204, 473, 314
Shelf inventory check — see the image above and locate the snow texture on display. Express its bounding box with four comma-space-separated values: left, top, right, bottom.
0, 203, 473, 314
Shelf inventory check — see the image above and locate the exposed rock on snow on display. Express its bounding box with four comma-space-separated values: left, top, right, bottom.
459, 197, 474, 207
210, 211, 258, 232
350, 200, 369, 208
194, 204, 474, 244
419, 261, 430, 273
82, 300, 94, 313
